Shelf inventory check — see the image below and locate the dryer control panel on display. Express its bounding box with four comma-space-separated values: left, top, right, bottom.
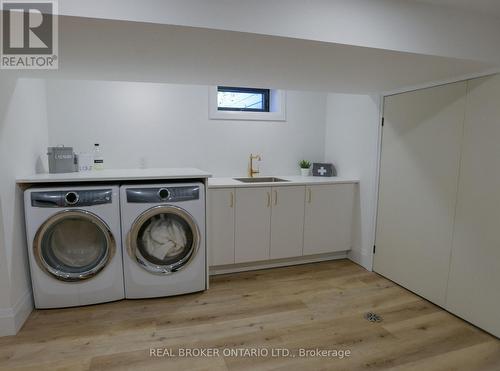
126, 186, 199, 203
31, 189, 113, 208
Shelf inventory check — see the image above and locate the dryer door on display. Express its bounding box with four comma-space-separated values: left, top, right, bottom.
33, 210, 116, 282
128, 205, 200, 274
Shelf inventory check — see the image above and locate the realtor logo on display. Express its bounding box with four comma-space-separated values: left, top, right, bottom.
1, 0, 58, 69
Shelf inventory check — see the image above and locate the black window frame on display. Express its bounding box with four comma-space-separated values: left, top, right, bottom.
217, 86, 270, 112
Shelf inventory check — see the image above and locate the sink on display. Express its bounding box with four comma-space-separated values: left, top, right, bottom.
234, 177, 289, 183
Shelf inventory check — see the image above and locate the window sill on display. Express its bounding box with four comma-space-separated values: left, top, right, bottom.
209, 110, 286, 121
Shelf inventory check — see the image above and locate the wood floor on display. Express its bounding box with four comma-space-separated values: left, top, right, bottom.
0, 259, 499, 371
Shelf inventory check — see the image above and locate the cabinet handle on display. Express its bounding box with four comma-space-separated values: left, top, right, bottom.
308, 188, 312, 203
267, 192, 271, 207
229, 191, 234, 208
274, 190, 278, 205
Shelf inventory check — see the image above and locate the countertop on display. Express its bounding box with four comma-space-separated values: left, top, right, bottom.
16, 168, 212, 184
208, 176, 359, 188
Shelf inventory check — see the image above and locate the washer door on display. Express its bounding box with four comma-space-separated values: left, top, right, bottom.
33, 210, 116, 282
128, 205, 200, 274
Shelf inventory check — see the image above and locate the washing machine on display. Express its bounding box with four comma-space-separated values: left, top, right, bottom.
24, 185, 124, 308
120, 182, 206, 298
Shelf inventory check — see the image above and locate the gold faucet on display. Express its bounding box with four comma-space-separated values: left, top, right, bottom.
248, 153, 262, 177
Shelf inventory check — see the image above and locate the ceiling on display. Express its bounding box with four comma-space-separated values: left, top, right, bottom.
8, 17, 492, 94
411, 0, 500, 17
36, 1, 500, 64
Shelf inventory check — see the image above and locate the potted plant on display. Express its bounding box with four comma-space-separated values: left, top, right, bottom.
299, 160, 311, 176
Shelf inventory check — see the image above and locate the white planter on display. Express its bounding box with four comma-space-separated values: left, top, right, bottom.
300, 168, 310, 177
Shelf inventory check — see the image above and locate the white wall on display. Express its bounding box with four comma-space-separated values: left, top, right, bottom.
0, 78, 49, 336
324, 93, 381, 270
46, 80, 327, 176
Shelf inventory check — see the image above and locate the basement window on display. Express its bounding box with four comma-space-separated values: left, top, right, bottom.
209, 86, 286, 121
217, 86, 270, 112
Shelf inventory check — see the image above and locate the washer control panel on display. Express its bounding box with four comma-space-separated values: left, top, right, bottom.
31, 189, 113, 208
126, 186, 199, 203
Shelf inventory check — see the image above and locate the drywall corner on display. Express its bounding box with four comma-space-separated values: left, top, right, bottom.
324, 92, 381, 271
0, 77, 49, 336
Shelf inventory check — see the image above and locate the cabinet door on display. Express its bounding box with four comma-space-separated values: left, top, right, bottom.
304, 184, 354, 255
208, 188, 235, 266
374, 82, 466, 306
270, 186, 305, 259
446, 75, 500, 337
235, 187, 271, 263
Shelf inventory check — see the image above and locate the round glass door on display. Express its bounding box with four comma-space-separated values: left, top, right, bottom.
34, 210, 116, 282
128, 205, 200, 274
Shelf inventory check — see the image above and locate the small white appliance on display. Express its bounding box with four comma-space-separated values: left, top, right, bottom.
24, 185, 124, 308
120, 182, 206, 298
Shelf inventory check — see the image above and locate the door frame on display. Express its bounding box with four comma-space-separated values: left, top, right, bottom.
33, 209, 116, 282
127, 205, 200, 275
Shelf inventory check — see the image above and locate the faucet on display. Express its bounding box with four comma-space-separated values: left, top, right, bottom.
248, 153, 262, 177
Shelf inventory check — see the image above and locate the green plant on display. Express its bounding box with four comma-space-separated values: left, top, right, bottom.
299, 160, 311, 169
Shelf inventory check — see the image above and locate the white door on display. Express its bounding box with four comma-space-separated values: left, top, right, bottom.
303, 184, 354, 255
270, 186, 305, 259
235, 187, 271, 263
374, 82, 467, 306
208, 188, 235, 266
446, 75, 500, 337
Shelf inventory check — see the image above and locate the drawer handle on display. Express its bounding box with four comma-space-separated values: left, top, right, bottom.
267, 192, 271, 207
229, 192, 234, 208
308, 189, 312, 203
274, 190, 278, 205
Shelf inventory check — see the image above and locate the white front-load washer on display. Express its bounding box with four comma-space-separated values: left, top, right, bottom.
120, 182, 206, 298
24, 185, 124, 309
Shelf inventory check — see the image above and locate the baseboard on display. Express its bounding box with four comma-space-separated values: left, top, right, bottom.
209, 251, 348, 275
0, 290, 33, 337
347, 248, 373, 272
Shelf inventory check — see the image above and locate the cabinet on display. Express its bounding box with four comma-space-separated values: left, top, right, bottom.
208, 188, 235, 266
209, 183, 355, 266
304, 184, 355, 255
270, 186, 305, 259
234, 187, 272, 263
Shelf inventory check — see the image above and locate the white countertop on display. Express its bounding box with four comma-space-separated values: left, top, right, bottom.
208, 175, 359, 188
16, 168, 212, 184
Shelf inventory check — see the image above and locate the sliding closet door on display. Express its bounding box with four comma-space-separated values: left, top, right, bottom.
446, 75, 500, 337
374, 82, 466, 306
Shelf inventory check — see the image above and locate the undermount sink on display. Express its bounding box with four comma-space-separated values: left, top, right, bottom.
234, 177, 290, 183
